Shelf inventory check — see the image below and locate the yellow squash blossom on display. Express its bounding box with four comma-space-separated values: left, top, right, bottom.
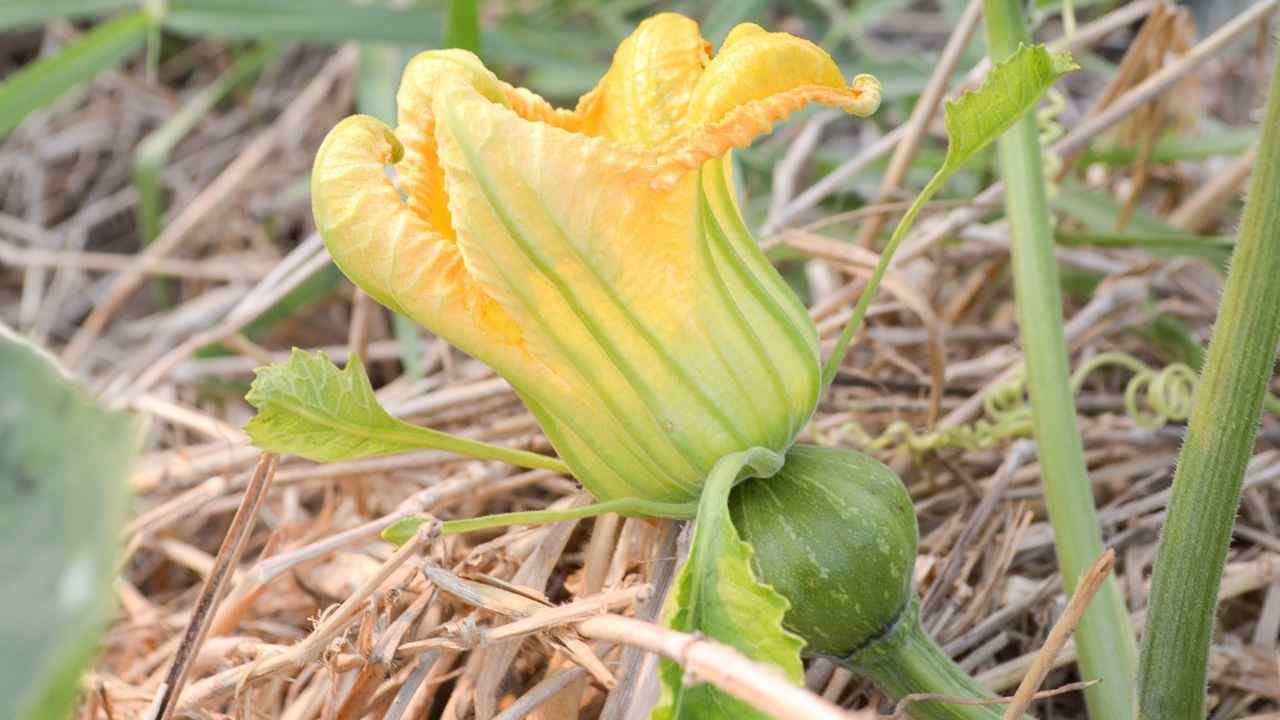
311, 14, 879, 504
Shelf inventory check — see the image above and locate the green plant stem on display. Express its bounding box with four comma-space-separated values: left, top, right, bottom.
445, 0, 480, 54
1137, 49, 1280, 720
442, 448, 782, 537
822, 173, 945, 387
982, 2, 1137, 718
847, 597, 1010, 720
440, 497, 699, 534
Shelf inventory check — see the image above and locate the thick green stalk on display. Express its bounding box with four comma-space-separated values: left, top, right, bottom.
1138, 49, 1280, 720
847, 597, 1010, 720
381, 496, 700, 545
445, 0, 480, 55
982, 2, 1137, 717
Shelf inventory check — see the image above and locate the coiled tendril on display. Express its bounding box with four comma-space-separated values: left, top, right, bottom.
832, 351, 1207, 456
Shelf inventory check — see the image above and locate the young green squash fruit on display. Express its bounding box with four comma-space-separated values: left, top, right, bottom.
730, 444, 1013, 720
729, 444, 916, 657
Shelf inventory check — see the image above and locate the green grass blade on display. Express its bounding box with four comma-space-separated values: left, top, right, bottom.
982, 2, 1137, 718
0, 11, 149, 138
1138, 48, 1280, 720
133, 43, 283, 246
1055, 230, 1233, 262
1079, 128, 1257, 166
162, 0, 443, 44
382, 497, 699, 545
0, 0, 133, 31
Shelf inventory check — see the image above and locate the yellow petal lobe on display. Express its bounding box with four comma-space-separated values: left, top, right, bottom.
311, 115, 526, 377
575, 13, 710, 147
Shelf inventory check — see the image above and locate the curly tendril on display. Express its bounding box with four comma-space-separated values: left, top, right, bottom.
830, 351, 1213, 456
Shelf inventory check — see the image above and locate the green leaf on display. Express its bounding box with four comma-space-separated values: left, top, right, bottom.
244, 348, 568, 472
0, 11, 150, 138
0, 330, 140, 720
940, 43, 1078, 177
651, 448, 803, 720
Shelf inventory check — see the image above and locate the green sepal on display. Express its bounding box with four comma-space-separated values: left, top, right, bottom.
651, 448, 804, 720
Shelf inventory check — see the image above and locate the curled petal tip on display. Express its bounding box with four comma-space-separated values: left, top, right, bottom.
321, 114, 404, 165
846, 74, 882, 117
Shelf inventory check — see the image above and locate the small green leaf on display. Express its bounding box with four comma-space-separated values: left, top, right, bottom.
244, 348, 568, 472
1, 330, 140, 720
651, 448, 802, 720
941, 43, 1078, 176
0, 12, 150, 138
383, 516, 426, 546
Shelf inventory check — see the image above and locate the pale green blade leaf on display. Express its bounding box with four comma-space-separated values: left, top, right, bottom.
244, 348, 567, 472
941, 43, 1078, 176
1, 330, 140, 720
651, 449, 803, 720
0, 11, 149, 138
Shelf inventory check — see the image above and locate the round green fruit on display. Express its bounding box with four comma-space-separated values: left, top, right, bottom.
729, 443, 918, 658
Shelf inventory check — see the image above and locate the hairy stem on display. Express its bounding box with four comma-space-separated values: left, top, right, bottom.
1138, 47, 1280, 720
847, 597, 1016, 720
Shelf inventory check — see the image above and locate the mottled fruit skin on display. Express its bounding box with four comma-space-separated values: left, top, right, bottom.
729, 444, 918, 658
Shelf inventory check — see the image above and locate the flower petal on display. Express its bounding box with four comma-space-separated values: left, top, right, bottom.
688, 23, 869, 122
310, 115, 529, 382
430, 75, 819, 500
573, 12, 710, 147
395, 50, 584, 241
642, 24, 881, 187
